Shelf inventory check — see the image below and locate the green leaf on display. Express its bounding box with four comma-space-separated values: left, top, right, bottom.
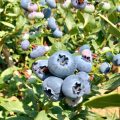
0, 21, 15, 28
34, 110, 49, 120
0, 31, 7, 37
0, 8, 3, 13
69, 27, 79, 35
77, 11, 84, 23
83, 13, 92, 27
1, 66, 18, 78
0, 111, 3, 118
102, 74, 120, 91
65, 12, 75, 31
1, 66, 18, 82
0, 98, 26, 113
98, 14, 120, 38
16, 16, 27, 29
6, 116, 32, 120
6, 13, 17, 17
84, 93, 120, 108
49, 42, 67, 55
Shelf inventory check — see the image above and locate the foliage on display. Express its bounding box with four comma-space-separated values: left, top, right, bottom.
0, 0, 120, 119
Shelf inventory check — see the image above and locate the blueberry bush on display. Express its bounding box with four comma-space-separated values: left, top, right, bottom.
0, 0, 120, 119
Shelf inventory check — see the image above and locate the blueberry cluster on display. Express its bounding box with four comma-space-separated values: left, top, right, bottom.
21, 0, 44, 19
32, 45, 92, 107
21, 0, 63, 38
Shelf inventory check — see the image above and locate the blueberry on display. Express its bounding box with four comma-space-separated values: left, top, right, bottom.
46, 0, 56, 8
77, 71, 90, 81
62, 75, 90, 99
42, 76, 64, 101
32, 60, 52, 80
117, 6, 120, 12
75, 56, 92, 73
30, 46, 46, 59
43, 8, 51, 19
79, 44, 90, 54
40, 0, 46, 6
84, 3, 95, 13
53, 28, 63, 38
21, 40, 30, 50
81, 49, 92, 62
28, 3, 38, 12
48, 51, 76, 78
20, 0, 31, 10
71, 0, 87, 9
99, 62, 111, 74
112, 54, 120, 66
48, 17, 57, 31
28, 12, 36, 19
65, 97, 83, 107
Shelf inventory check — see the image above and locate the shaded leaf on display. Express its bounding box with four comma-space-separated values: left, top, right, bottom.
84, 93, 120, 108
102, 74, 120, 91
6, 116, 32, 120
98, 14, 120, 38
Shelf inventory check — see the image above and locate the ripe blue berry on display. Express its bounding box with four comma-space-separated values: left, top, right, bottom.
75, 56, 92, 73
20, 0, 31, 10
28, 3, 38, 12
53, 28, 63, 38
99, 62, 111, 74
42, 76, 64, 101
48, 17, 57, 31
71, 0, 87, 9
81, 49, 92, 62
48, 51, 76, 78
32, 60, 52, 80
28, 12, 36, 19
30, 46, 46, 59
77, 71, 90, 81
40, 0, 46, 6
43, 8, 51, 19
112, 54, 120, 66
21, 40, 30, 50
46, 0, 56, 8
62, 75, 90, 99
79, 44, 90, 54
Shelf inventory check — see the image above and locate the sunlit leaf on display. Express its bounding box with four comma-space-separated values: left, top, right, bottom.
0, 21, 15, 28
34, 110, 49, 120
